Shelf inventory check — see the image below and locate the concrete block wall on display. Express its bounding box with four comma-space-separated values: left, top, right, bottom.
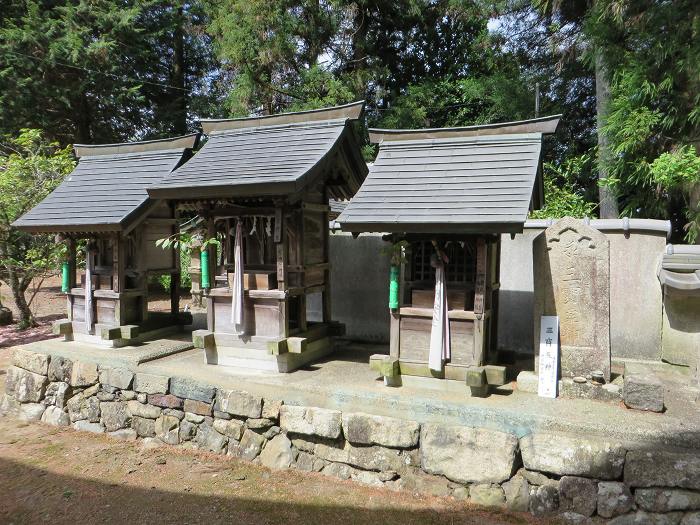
4, 347, 700, 523
498, 219, 671, 362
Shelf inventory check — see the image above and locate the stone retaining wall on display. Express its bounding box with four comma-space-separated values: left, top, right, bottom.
2, 348, 700, 524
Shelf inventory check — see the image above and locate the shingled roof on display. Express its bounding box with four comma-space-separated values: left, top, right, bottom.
147, 101, 368, 201
338, 115, 561, 234
13, 134, 199, 233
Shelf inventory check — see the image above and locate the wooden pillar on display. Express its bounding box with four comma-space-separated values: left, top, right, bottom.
389, 311, 400, 358
66, 238, 77, 320
170, 205, 180, 317
112, 235, 126, 324
473, 237, 487, 365
275, 206, 289, 338
321, 197, 332, 323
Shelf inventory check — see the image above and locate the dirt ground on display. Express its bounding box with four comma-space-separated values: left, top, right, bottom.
0, 275, 193, 348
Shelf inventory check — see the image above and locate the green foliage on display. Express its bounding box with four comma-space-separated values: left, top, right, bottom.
0, 129, 75, 327
530, 155, 597, 220
0, 0, 223, 143
585, 0, 700, 240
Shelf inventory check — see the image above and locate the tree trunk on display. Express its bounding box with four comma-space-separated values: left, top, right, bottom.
595, 53, 619, 219
172, 2, 187, 135
9, 275, 34, 329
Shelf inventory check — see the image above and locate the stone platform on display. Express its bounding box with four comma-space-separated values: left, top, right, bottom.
3, 337, 700, 523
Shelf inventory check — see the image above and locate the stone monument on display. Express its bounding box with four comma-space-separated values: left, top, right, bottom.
534, 217, 611, 381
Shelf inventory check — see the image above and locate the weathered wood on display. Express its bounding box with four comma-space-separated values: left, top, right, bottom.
52, 319, 73, 336
484, 365, 507, 386
390, 311, 400, 358
465, 366, 486, 387
193, 329, 215, 349
473, 237, 487, 316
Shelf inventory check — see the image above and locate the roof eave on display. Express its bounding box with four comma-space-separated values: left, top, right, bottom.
147, 181, 298, 201
337, 221, 525, 235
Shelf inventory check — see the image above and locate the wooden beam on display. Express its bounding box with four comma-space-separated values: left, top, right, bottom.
389, 311, 400, 358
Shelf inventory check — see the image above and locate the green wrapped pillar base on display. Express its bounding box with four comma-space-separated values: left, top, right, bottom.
61, 262, 70, 293
389, 265, 400, 310
200, 250, 210, 289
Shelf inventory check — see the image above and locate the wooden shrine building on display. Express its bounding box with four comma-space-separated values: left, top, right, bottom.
13, 134, 199, 346
338, 116, 561, 392
147, 101, 368, 372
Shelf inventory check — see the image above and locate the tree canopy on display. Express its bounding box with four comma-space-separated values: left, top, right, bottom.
0, 0, 698, 240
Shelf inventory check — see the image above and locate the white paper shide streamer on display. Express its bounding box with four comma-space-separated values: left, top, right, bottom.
428, 259, 451, 372
230, 220, 245, 334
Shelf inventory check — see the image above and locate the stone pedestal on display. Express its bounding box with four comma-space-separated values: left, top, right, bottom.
534, 218, 611, 381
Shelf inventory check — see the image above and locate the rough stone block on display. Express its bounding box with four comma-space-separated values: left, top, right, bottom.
394, 468, 452, 497
420, 424, 518, 484
682, 512, 700, 525
108, 428, 138, 441
635, 488, 700, 513
6, 366, 48, 403
41, 406, 70, 426
179, 420, 197, 441
470, 484, 506, 508
163, 408, 184, 420
228, 429, 265, 460
597, 481, 634, 518
559, 476, 598, 517
52, 319, 73, 336
98, 367, 134, 390
0, 395, 20, 417
127, 400, 161, 419
169, 377, 215, 403
155, 414, 180, 445
19, 402, 46, 422
260, 434, 295, 470
131, 416, 156, 437
559, 378, 622, 402
13, 348, 49, 375
44, 382, 71, 408
625, 450, 700, 489
183, 399, 213, 417
280, 405, 341, 439
213, 418, 244, 440
147, 394, 183, 409
48, 356, 73, 383
342, 412, 420, 448
100, 401, 131, 432
215, 389, 262, 419
246, 418, 273, 430
133, 373, 169, 395
607, 511, 684, 524
502, 474, 530, 512
311, 439, 417, 473
67, 392, 100, 423
624, 373, 664, 412
520, 432, 625, 479
72, 420, 105, 433
516, 370, 539, 393
530, 484, 559, 516
196, 426, 227, 454
70, 362, 99, 387
261, 399, 283, 420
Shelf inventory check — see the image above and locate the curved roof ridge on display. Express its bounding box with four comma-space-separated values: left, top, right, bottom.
368, 115, 561, 143
74, 133, 200, 158
201, 101, 365, 134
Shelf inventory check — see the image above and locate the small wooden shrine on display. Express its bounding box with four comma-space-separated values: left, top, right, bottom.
338, 116, 560, 393
13, 134, 199, 346
148, 102, 368, 372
